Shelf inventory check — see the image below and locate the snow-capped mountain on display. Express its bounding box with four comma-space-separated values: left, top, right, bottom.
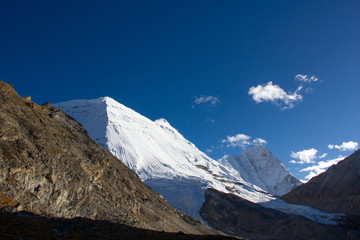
55, 97, 340, 224
55, 97, 273, 217
219, 145, 301, 196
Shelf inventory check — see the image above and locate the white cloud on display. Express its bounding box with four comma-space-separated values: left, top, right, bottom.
328, 141, 358, 151
248, 74, 319, 110
222, 134, 251, 147
319, 153, 328, 159
222, 134, 267, 148
300, 156, 344, 181
194, 96, 219, 105
290, 148, 318, 164
248, 81, 303, 110
295, 74, 318, 83
253, 138, 267, 145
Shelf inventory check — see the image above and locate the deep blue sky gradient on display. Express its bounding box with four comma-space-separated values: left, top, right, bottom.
1, 0, 359, 180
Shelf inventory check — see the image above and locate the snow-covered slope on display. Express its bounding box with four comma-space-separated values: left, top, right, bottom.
55, 97, 272, 217
219, 145, 301, 196
55, 97, 340, 224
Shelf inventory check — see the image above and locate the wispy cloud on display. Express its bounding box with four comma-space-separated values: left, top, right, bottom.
248, 74, 319, 110
328, 141, 358, 151
295, 74, 318, 83
194, 96, 220, 105
300, 156, 344, 180
319, 153, 328, 159
290, 148, 318, 164
222, 134, 267, 148
253, 138, 267, 145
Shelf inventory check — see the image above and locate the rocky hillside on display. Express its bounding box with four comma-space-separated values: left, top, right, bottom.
282, 150, 360, 215
200, 189, 350, 240
0, 80, 218, 235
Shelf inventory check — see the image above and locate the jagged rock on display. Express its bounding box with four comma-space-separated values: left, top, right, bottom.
0, 80, 219, 235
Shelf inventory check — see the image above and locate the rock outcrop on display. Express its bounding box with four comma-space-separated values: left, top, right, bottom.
0, 80, 217, 235
282, 150, 360, 215
201, 189, 348, 240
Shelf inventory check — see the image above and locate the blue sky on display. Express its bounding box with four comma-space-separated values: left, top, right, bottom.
1, 0, 359, 181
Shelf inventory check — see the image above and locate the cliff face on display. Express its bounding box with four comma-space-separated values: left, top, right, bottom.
0, 80, 215, 235
282, 150, 360, 215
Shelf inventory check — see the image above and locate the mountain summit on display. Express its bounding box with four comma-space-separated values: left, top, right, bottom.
55, 97, 337, 225
55, 97, 272, 218
219, 145, 301, 196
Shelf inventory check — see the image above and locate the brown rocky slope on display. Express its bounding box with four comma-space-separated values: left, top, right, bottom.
0, 80, 221, 235
282, 150, 360, 215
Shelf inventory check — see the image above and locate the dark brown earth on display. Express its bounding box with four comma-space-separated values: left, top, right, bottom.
282, 150, 360, 215
0, 208, 239, 240
200, 188, 358, 240
0, 80, 222, 235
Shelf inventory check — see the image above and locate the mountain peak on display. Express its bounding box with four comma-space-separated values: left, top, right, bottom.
245, 144, 268, 154
0, 80, 216, 234
56, 97, 277, 218
56, 96, 338, 225
220, 146, 301, 196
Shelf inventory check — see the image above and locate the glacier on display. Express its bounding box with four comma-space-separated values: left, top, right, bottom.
55, 96, 341, 224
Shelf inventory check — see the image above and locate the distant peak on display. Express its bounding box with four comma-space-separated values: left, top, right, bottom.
100, 96, 114, 101
100, 96, 117, 104
231, 145, 268, 158
248, 144, 268, 152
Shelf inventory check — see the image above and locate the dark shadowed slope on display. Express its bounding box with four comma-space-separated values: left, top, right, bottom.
282, 150, 360, 215
0, 80, 218, 235
201, 189, 348, 240
0, 194, 238, 240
